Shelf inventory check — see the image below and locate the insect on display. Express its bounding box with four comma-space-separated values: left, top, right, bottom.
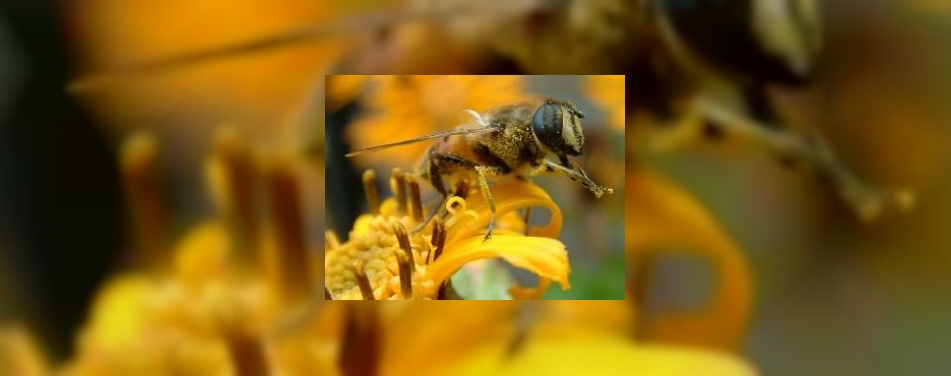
67, 0, 909, 220
345, 98, 613, 241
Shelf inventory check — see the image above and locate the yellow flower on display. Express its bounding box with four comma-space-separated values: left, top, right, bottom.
325, 168, 569, 300
57, 128, 326, 375
326, 74, 369, 111
0, 326, 49, 376
429, 299, 755, 376
277, 298, 756, 376
446, 334, 756, 376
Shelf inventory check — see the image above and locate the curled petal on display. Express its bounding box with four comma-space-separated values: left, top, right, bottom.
626, 166, 752, 351
448, 180, 563, 243
507, 278, 552, 300
427, 235, 570, 296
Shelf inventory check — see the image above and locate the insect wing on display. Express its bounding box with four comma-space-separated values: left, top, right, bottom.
345, 126, 496, 157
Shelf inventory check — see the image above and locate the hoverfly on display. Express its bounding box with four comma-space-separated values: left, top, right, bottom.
345, 98, 613, 241
67, 0, 908, 220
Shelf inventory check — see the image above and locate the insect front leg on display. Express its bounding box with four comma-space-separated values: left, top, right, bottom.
690, 96, 915, 222
536, 156, 614, 198
430, 152, 504, 242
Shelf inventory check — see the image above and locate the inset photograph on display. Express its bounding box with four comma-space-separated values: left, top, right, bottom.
324, 75, 625, 300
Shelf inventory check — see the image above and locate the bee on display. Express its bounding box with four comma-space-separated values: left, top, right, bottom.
345, 98, 613, 240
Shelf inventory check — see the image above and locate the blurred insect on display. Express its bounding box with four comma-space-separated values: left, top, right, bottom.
346, 98, 613, 241
66, 0, 909, 219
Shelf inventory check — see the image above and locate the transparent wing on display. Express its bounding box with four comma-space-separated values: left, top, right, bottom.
345, 127, 496, 157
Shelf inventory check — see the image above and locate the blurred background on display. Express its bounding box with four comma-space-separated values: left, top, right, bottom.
0, 0, 950, 375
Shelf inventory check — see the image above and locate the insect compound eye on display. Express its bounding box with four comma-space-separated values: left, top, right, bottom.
659, 0, 820, 86
532, 101, 584, 156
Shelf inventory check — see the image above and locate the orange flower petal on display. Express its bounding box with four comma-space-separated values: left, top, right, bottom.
426, 235, 570, 295
626, 166, 752, 351
380, 301, 520, 376
446, 335, 757, 376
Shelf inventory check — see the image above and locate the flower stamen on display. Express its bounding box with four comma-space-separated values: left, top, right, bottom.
409, 180, 424, 223
262, 155, 311, 306
363, 169, 380, 215
120, 131, 168, 269
351, 263, 376, 300
396, 250, 414, 299
431, 217, 446, 264
211, 127, 258, 262
394, 223, 415, 273
454, 183, 469, 201
391, 168, 407, 215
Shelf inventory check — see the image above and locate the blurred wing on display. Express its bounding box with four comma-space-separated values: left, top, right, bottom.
67, 11, 404, 93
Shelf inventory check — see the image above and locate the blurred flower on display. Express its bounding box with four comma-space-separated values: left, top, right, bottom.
266, 295, 756, 376
51, 128, 326, 375
325, 169, 569, 299
6, 125, 758, 375
626, 163, 752, 351
585, 75, 626, 133
446, 332, 756, 376
340, 75, 527, 169
326, 75, 370, 112
279, 298, 757, 376
0, 326, 49, 376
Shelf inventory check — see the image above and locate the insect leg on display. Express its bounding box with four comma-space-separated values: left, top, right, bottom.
412, 152, 451, 234
539, 157, 613, 198
430, 152, 503, 242
691, 96, 914, 222
514, 175, 532, 235
474, 165, 496, 242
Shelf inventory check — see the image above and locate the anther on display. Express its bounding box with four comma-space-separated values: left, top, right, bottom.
212, 127, 258, 264
429, 217, 443, 265
262, 154, 311, 305
363, 170, 380, 215
408, 179, 423, 223
120, 131, 169, 269
350, 263, 375, 300
393, 222, 415, 273
396, 250, 414, 299
391, 168, 407, 215
453, 183, 469, 199
432, 217, 446, 263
